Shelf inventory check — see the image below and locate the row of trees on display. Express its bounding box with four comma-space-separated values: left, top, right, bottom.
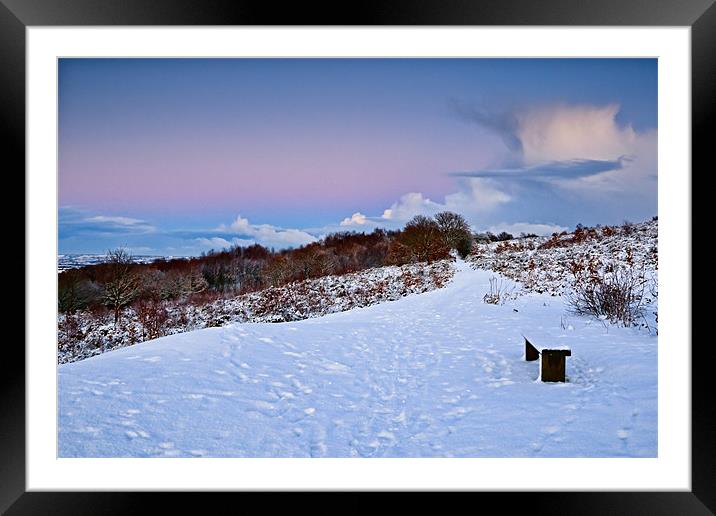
58, 212, 476, 320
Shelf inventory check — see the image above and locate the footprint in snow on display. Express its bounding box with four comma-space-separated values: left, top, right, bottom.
309, 426, 328, 457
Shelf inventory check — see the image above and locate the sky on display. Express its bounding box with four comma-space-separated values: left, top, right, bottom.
59, 58, 657, 256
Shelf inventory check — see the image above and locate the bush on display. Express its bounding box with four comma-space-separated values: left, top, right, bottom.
483, 277, 507, 305
135, 299, 169, 340
567, 263, 647, 326
58, 269, 102, 312
384, 241, 413, 266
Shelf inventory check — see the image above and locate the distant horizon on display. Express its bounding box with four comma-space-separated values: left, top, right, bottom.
59, 58, 657, 255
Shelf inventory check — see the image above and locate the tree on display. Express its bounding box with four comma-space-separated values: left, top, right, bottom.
103, 248, 140, 325
435, 211, 473, 258
58, 269, 99, 313
399, 215, 450, 263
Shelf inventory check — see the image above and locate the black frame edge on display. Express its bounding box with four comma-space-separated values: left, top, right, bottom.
1, 0, 26, 514
7, 0, 711, 513
691, 1, 716, 513
1, 0, 715, 26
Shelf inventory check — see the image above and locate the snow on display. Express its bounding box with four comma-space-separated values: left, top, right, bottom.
59, 260, 453, 364
59, 260, 657, 458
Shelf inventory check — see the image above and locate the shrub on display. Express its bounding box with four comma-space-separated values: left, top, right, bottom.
602, 226, 616, 237
622, 220, 634, 235
58, 313, 84, 353
483, 277, 507, 305
567, 263, 647, 326
384, 240, 413, 266
135, 299, 169, 340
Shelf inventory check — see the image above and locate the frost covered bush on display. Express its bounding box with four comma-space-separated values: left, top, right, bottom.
567, 261, 648, 327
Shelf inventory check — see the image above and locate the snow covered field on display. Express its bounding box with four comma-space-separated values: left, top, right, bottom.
59, 260, 657, 458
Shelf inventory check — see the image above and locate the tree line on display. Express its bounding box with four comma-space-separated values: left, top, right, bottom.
58, 211, 475, 320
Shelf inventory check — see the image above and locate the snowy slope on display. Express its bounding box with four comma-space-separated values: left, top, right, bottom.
59, 260, 656, 457
59, 260, 453, 364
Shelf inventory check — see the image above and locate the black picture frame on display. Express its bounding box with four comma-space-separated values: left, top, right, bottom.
5, 0, 710, 513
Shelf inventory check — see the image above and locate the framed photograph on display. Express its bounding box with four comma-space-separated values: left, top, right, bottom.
7, 0, 710, 512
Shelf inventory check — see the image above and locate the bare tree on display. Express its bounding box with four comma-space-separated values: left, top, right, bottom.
103, 248, 140, 325
435, 211, 473, 258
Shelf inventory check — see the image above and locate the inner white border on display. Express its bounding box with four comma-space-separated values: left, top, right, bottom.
27, 27, 691, 491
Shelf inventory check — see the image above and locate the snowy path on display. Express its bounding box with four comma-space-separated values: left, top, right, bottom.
59, 261, 657, 457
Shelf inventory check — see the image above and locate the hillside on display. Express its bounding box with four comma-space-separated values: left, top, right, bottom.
469, 219, 658, 297
59, 260, 454, 364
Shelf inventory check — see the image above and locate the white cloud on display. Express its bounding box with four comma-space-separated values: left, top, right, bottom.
340, 212, 369, 226
447, 101, 657, 225
59, 207, 156, 236
84, 215, 152, 228
359, 180, 510, 227
195, 237, 234, 249
380, 193, 442, 222
516, 103, 637, 165
219, 215, 317, 249
444, 178, 512, 214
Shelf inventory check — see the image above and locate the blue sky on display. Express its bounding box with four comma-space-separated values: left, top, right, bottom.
59, 58, 657, 255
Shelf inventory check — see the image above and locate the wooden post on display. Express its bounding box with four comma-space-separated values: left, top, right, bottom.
525, 337, 540, 361
540, 350, 571, 382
